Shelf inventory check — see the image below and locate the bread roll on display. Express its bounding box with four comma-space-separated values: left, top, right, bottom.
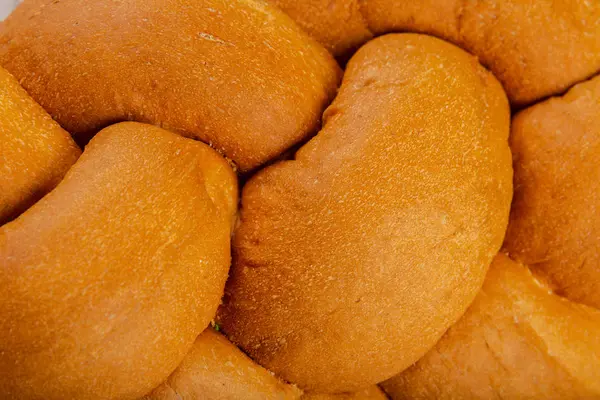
272, 0, 600, 106
302, 386, 388, 400
144, 328, 301, 400
219, 34, 512, 392
504, 75, 600, 309
268, 0, 372, 57
381, 253, 600, 399
0, 0, 340, 171
0, 66, 80, 224
0, 122, 237, 400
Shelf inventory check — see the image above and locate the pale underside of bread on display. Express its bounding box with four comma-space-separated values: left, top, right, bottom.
381, 253, 600, 400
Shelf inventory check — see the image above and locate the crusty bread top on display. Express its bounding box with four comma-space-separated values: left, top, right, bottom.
382, 253, 600, 399
0, 66, 80, 224
144, 328, 301, 400
219, 33, 512, 392
271, 0, 600, 106
505, 74, 600, 309
0, 0, 341, 171
0, 122, 237, 400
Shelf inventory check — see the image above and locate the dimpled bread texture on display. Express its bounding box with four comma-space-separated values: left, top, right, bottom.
144, 328, 302, 400
0, 0, 341, 171
504, 75, 600, 310
0, 66, 80, 224
219, 33, 512, 392
0, 122, 237, 400
270, 0, 600, 106
382, 253, 600, 400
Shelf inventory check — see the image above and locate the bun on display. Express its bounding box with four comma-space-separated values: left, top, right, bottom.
381, 253, 600, 399
1, 1, 598, 398
504, 75, 600, 308
218, 33, 512, 392
270, 0, 600, 105
0, 0, 340, 171
0, 66, 80, 224
0, 122, 236, 400
144, 328, 301, 400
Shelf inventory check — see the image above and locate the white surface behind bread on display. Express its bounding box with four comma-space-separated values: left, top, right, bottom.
0, 0, 18, 21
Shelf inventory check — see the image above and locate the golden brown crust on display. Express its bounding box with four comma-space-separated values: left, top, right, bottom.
274, 0, 600, 106
381, 253, 600, 399
504, 75, 600, 309
0, 66, 80, 224
0, 0, 341, 171
268, 0, 373, 57
302, 386, 388, 400
219, 34, 512, 392
0, 122, 237, 400
144, 328, 301, 400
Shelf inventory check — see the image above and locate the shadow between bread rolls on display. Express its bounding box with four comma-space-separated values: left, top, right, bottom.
218, 33, 513, 392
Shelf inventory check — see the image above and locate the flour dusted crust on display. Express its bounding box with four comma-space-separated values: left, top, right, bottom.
0, 66, 80, 224
0, 0, 341, 171
219, 34, 512, 392
382, 253, 600, 399
0, 123, 237, 400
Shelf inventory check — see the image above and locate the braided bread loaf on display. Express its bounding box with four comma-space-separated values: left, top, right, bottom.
0, 0, 599, 399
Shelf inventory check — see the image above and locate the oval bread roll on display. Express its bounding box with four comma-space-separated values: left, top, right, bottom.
0, 66, 80, 224
144, 328, 301, 400
271, 0, 600, 106
381, 254, 600, 399
0, 122, 237, 400
504, 75, 600, 309
219, 34, 512, 392
0, 0, 341, 171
